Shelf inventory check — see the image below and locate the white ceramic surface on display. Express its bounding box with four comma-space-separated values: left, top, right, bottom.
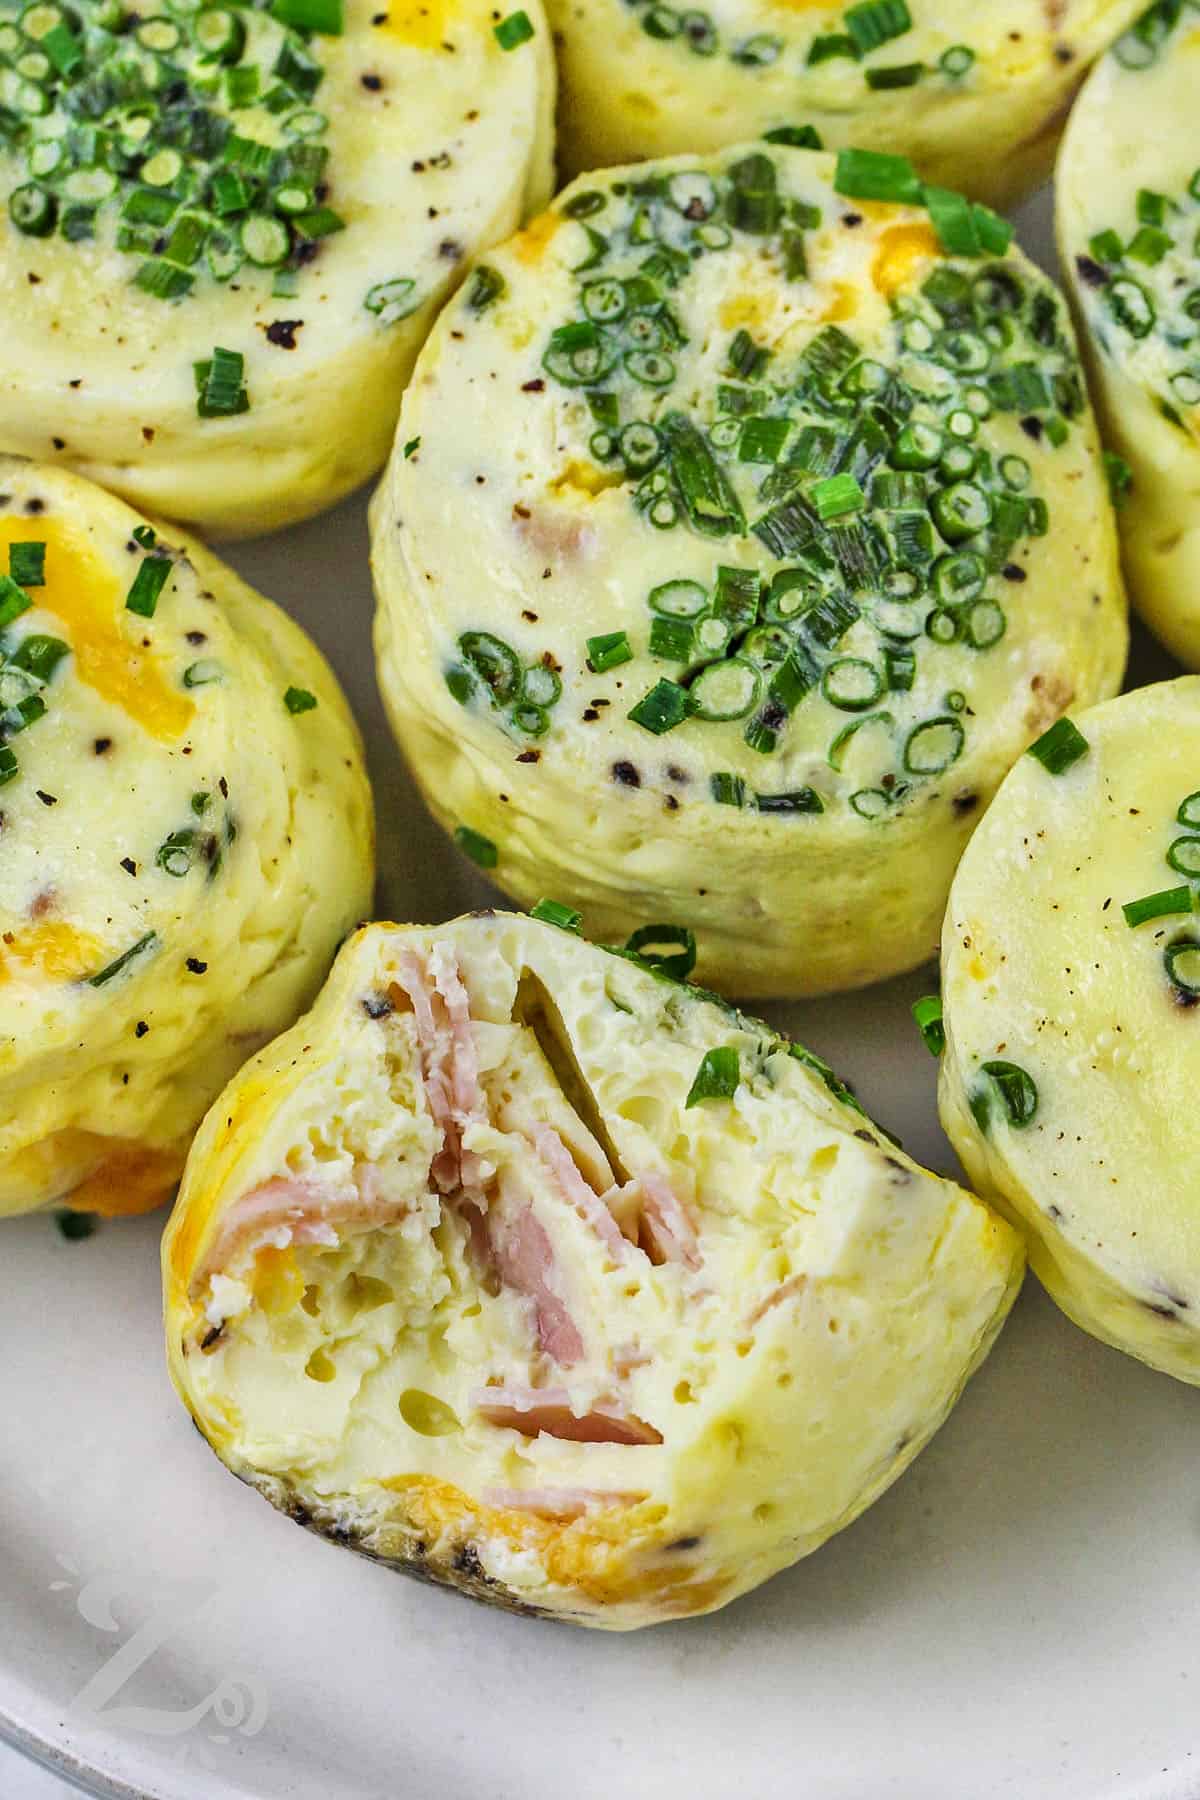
2, 189, 1198, 1800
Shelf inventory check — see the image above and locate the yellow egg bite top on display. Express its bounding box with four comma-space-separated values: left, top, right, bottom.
372, 145, 1126, 998
0, 456, 372, 1217
0, 0, 554, 535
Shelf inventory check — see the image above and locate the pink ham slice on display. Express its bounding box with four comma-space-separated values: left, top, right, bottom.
392, 947, 485, 1196
194, 1175, 409, 1291
482, 1486, 646, 1519
471, 1385, 663, 1446
637, 1171, 703, 1271
530, 1124, 629, 1262
487, 1177, 585, 1366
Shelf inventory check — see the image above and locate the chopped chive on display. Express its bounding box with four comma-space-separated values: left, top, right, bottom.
466, 265, 505, 313
125, 555, 171, 618
1088, 228, 1123, 264
194, 347, 250, 418
807, 31, 858, 63
293, 206, 345, 240
1103, 451, 1132, 508
1177, 792, 1200, 829
912, 994, 945, 1056
977, 1059, 1038, 1128
1122, 886, 1193, 928
865, 62, 923, 88
755, 787, 823, 814
271, 0, 343, 32
0, 745, 17, 787
1027, 716, 1088, 774
454, 825, 498, 868
530, 898, 582, 931
710, 772, 747, 806
629, 678, 690, 735
284, 685, 317, 713
494, 8, 534, 47
403, 437, 421, 459
659, 411, 745, 538
1165, 939, 1200, 996
686, 1045, 740, 1107
9, 542, 44, 587
623, 922, 696, 979
738, 415, 790, 463
10, 635, 68, 682
0, 576, 32, 628
1167, 837, 1200, 879
132, 524, 158, 550
86, 931, 158, 988
939, 43, 974, 76
811, 472, 864, 520
586, 630, 633, 673
833, 147, 922, 205
134, 259, 195, 301
844, 0, 911, 52
763, 124, 823, 149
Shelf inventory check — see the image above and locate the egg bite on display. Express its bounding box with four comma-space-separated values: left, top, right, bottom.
163, 911, 1022, 1629
371, 144, 1127, 1000
939, 677, 1200, 1383
550, 0, 1143, 208
0, 0, 554, 539
0, 456, 372, 1220
1058, 0, 1200, 668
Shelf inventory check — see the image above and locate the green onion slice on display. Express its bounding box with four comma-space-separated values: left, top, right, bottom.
685, 1046, 740, 1107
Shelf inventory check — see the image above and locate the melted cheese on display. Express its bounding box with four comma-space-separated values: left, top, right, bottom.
0, 516, 193, 740
0, 922, 103, 986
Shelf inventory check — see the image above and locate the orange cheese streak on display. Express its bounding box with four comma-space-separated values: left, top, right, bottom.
0, 515, 193, 741
0, 921, 103, 985
512, 210, 562, 265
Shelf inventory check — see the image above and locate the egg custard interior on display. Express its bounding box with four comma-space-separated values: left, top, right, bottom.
168, 915, 1021, 1627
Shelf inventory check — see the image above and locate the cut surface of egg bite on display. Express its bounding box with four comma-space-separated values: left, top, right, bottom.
0, 457, 372, 1220
1058, 0, 1200, 668
940, 677, 1200, 1383
0, 0, 554, 538
371, 144, 1126, 1000
549, 0, 1144, 206
164, 911, 1023, 1630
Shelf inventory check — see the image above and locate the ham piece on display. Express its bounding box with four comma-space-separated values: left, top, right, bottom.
471, 1385, 664, 1446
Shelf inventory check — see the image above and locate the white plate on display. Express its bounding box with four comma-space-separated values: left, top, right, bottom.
3, 190, 1198, 1800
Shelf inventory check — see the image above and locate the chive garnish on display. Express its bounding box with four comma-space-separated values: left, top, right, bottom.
629, 678, 690, 734
975, 1060, 1038, 1129
0, 576, 33, 629
530, 899, 582, 931
86, 931, 158, 988
762, 124, 823, 150
686, 1046, 740, 1107
1027, 717, 1089, 775
466, 266, 505, 314
271, 0, 343, 32
1122, 886, 1194, 928
455, 825, 498, 869
11, 636, 68, 683
1165, 939, 1200, 995
132, 524, 158, 551
284, 686, 317, 713
403, 437, 421, 459
125, 554, 171, 618
843, 0, 911, 53
912, 995, 945, 1056
194, 348, 249, 418
9, 542, 45, 587
710, 772, 747, 807
494, 8, 534, 48
623, 923, 696, 979
811, 473, 864, 521
833, 147, 923, 206
1177, 792, 1200, 829
586, 631, 633, 673
865, 62, 923, 89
